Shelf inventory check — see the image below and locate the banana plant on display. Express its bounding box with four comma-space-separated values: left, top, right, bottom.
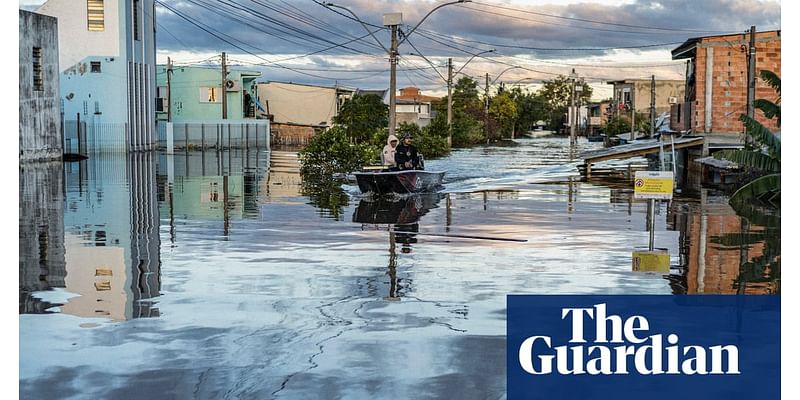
714, 70, 781, 205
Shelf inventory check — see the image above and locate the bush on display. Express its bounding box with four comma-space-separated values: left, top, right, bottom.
299, 126, 379, 176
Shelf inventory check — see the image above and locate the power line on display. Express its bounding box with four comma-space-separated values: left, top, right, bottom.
469, 1, 732, 34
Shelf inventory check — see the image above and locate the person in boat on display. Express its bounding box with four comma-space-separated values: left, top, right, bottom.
394, 133, 422, 170
381, 134, 399, 169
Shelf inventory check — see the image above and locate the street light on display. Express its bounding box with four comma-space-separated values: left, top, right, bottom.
323, 1, 468, 138
483, 66, 522, 144
410, 48, 494, 146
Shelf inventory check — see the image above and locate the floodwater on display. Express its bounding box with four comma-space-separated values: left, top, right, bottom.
19, 137, 779, 399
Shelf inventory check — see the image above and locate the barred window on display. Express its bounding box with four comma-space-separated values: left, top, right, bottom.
32, 47, 43, 91
88, 0, 104, 32
133, 0, 140, 41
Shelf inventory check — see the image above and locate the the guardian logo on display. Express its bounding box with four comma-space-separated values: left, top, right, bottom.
518, 303, 740, 376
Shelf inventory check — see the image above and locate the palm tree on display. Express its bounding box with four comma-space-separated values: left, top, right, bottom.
714, 70, 780, 205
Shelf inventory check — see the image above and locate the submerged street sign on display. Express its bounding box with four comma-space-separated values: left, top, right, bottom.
634, 171, 674, 200
632, 250, 670, 273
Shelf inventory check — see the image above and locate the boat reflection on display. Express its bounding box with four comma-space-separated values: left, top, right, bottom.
353, 193, 444, 300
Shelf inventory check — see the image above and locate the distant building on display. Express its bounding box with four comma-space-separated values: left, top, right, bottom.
36, 0, 157, 152
671, 30, 781, 147
19, 10, 62, 161
606, 79, 685, 123
395, 87, 440, 128
257, 81, 355, 145
155, 65, 261, 121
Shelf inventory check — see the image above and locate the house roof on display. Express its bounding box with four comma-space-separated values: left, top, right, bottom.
671, 30, 781, 60
258, 81, 356, 92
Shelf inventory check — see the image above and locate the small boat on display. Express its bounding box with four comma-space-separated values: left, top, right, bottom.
354, 169, 446, 195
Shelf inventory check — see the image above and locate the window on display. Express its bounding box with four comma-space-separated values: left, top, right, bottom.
91, 61, 101, 73
32, 47, 43, 92
133, 0, 140, 41
200, 87, 220, 103
87, 0, 104, 31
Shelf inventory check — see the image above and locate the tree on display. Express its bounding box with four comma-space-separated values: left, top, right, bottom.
511, 88, 548, 135
489, 91, 517, 139
713, 70, 780, 205
333, 94, 388, 143
537, 76, 592, 130
299, 126, 378, 176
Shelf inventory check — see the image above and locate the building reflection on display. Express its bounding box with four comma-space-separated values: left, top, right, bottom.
19, 161, 66, 313
59, 153, 161, 320
666, 189, 779, 294
158, 150, 269, 238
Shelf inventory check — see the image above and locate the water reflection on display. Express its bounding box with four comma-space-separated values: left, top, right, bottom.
353, 194, 444, 300
19, 153, 162, 320
667, 190, 780, 294
19, 161, 66, 313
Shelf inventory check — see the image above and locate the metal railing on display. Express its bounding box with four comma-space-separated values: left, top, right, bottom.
158, 120, 270, 153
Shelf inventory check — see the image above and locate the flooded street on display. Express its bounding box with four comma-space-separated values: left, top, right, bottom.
19, 137, 779, 399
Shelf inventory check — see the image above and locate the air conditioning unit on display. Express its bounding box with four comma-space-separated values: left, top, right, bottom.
225, 79, 241, 91
668, 96, 678, 105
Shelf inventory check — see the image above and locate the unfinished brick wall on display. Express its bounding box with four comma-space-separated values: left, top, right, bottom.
271, 124, 316, 146
692, 31, 781, 135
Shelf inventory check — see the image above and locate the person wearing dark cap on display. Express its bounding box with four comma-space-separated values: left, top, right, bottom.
394, 133, 422, 170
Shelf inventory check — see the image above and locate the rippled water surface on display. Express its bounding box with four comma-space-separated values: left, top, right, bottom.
19, 137, 779, 399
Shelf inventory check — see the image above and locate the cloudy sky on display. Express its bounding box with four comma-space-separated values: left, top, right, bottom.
21, 0, 781, 99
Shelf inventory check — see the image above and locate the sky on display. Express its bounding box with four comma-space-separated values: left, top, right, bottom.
19, 0, 782, 99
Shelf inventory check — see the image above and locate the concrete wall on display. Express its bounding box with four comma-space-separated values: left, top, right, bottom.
36, 0, 121, 70
611, 80, 684, 116
19, 10, 62, 161
258, 82, 339, 127
692, 31, 781, 135
37, 0, 157, 152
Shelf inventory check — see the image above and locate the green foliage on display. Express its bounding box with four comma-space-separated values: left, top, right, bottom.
453, 76, 481, 110
537, 75, 592, 129
299, 126, 379, 176
510, 88, 547, 134
371, 122, 450, 159
603, 115, 630, 136
333, 94, 388, 143
489, 91, 518, 140
713, 70, 781, 205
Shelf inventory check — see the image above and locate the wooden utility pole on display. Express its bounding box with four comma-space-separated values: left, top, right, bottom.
221, 52, 228, 119
630, 89, 636, 142
484, 72, 490, 144
166, 57, 173, 122
447, 57, 453, 147
388, 25, 398, 137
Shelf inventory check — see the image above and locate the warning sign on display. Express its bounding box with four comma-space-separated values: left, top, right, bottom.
633, 171, 674, 200
632, 250, 670, 273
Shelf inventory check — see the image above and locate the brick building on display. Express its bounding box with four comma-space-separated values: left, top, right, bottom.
671, 30, 780, 147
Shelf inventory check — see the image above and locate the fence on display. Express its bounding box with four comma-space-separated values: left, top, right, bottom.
158, 120, 270, 153
63, 120, 129, 154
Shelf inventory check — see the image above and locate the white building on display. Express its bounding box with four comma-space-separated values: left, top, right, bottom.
36, 0, 157, 152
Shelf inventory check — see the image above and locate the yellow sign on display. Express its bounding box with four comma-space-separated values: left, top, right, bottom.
634, 171, 674, 200
632, 251, 670, 273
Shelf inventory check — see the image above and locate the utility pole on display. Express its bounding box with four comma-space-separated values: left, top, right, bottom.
650, 75, 656, 139
485, 72, 490, 144
746, 26, 757, 136
388, 23, 399, 137
221, 52, 228, 119
652, 75, 665, 171
447, 57, 453, 147
167, 57, 173, 122
630, 88, 635, 142
569, 69, 576, 146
